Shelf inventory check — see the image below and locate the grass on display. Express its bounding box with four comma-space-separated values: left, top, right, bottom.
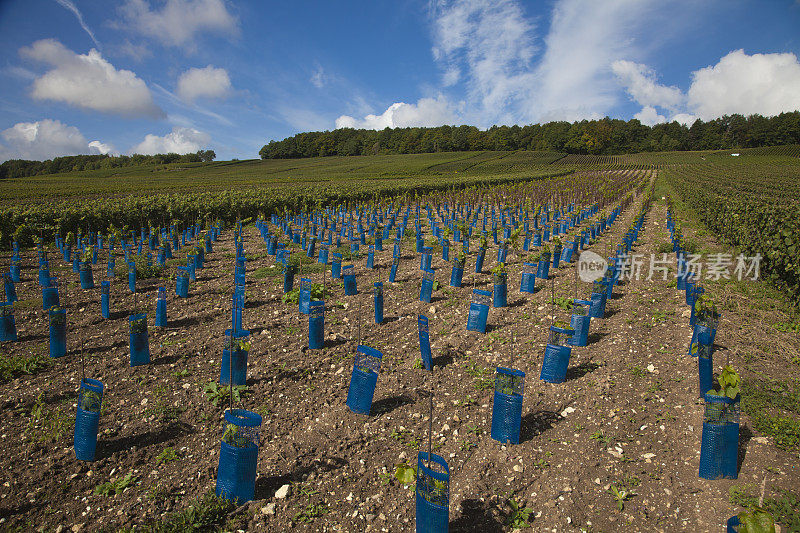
0, 347, 51, 383
464, 358, 494, 391
26, 393, 70, 444
252, 265, 279, 279
729, 485, 800, 531
146, 386, 186, 422
94, 473, 138, 496
114, 253, 166, 281
741, 377, 800, 450
134, 491, 234, 532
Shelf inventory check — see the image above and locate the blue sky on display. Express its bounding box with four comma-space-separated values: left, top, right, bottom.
1, 0, 800, 162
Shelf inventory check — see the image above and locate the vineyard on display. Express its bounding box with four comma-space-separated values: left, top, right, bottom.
0, 147, 799, 532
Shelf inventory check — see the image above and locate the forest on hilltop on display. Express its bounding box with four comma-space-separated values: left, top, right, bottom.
259, 112, 800, 159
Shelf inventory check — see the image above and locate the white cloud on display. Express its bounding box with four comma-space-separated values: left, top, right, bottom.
0, 119, 109, 161
310, 64, 326, 88
132, 126, 211, 154
670, 113, 698, 126
335, 95, 457, 130
88, 140, 114, 155
115, 40, 152, 62
616, 50, 800, 124
612, 59, 684, 111
442, 66, 460, 87
634, 106, 667, 126
333, 1, 799, 131
20, 39, 163, 118
4, 66, 37, 80
431, 0, 536, 126
55, 0, 101, 49
427, 0, 685, 126
530, 0, 678, 124
177, 65, 231, 101
152, 83, 234, 126
119, 0, 239, 50
687, 49, 800, 120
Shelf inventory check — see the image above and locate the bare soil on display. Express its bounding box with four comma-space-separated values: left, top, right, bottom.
1, 192, 798, 532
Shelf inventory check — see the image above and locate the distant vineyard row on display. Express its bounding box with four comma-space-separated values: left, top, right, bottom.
0, 167, 580, 247
664, 160, 800, 303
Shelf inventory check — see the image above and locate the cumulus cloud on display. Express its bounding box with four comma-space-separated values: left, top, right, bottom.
687, 49, 800, 120
670, 113, 698, 126
177, 65, 231, 101
615, 50, 800, 124
131, 126, 211, 154
88, 140, 114, 154
335, 95, 457, 130
0, 119, 110, 161
634, 106, 667, 126
20, 39, 163, 118
335, 1, 799, 131
530, 0, 681, 124
612, 60, 684, 111
119, 0, 239, 50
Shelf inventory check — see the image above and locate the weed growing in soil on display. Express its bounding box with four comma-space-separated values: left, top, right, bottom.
293, 501, 329, 524
252, 266, 278, 279
656, 242, 674, 254
203, 382, 249, 406
147, 386, 186, 422
459, 439, 477, 451
590, 431, 611, 445
94, 473, 137, 496
506, 497, 535, 528
390, 428, 420, 448
292, 483, 329, 524
629, 365, 647, 378
773, 321, 800, 333
281, 283, 327, 305
454, 395, 477, 407
115, 254, 165, 281
729, 485, 800, 531
609, 483, 636, 511
741, 377, 800, 450
464, 359, 493, 391
137, 491, 234, 532
147, 483, 177, 503
379, 470, 394, 485
552, 295, 573, 312
155, 446, 179, 466
0, 348, 51, 383
26, 393, 69, 444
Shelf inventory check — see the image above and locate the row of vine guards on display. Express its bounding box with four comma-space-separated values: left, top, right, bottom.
667, 205, 737, 483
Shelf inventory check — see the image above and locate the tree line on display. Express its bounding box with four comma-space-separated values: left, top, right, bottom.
259, 112, 800, 159
0, 150, 217, 179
